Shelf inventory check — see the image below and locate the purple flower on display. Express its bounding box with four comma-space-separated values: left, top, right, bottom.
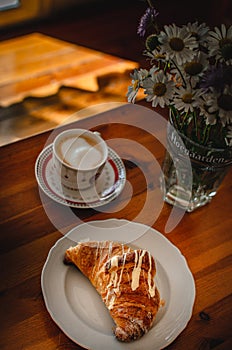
137, 7, 159, 37
201, 64, 231, 92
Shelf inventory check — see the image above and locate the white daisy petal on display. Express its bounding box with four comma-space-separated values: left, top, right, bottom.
221, 24, 226, 37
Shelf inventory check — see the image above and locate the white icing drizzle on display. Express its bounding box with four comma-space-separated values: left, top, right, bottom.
105, 245, 156, 310
107, 293, 116, 310
109, 269, 118, 288
105, 244, 128, 309
115, 252, 127, 294
131, 249, 156, 297
108, 241, 113, 259
105, 254, 121, 309
147, 251, 156, 297
131, 249, 146, 291
110, 255, 119, 269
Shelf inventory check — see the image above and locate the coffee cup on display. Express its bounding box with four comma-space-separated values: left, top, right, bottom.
53, 129, 108, 190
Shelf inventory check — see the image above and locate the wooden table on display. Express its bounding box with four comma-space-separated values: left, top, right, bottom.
0, 103, 231, 350
0, 33, 138, 146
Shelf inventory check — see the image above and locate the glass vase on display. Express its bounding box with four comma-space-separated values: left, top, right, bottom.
161, 117, 232, 212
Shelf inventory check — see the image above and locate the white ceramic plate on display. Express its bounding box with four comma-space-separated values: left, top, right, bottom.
41, 219, 195, 350
35, 145, 126, 208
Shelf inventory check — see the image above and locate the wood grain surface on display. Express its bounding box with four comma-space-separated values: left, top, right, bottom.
0, 103, 231, 350
0, 33, 137, 107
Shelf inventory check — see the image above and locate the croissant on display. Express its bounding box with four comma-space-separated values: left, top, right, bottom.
64, 240, 160, 342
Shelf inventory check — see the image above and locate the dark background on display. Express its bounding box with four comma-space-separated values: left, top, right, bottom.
0, 0, 231, 65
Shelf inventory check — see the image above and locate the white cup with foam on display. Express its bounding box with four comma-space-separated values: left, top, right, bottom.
53, 129, 108, 190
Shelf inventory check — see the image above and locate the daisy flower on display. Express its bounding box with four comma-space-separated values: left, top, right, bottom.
159, 24, 198, 66
204, 85, 232, 126
207, 24, 232, 64
128, 2, 232, 149
143, 70, 175, 108
173, 85, 203, 113
145, 49, 166, 62
186, 21, 209, 46
127, 69, 149, 103
172, 51, 208, 88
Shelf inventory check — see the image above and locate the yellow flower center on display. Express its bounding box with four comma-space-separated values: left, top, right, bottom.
218, 93, 232, 111
184, 62, 203, 76
219, 38, 232, 60
169, 37, 185, 52
153, 82, 167, 96
133, 80, 139, 90
182, 93, 193, 104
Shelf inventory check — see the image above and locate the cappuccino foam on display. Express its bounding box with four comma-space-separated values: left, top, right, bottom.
58, 135, 104, 170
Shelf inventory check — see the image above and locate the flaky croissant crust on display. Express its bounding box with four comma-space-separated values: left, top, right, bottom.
64, 240, 160, 342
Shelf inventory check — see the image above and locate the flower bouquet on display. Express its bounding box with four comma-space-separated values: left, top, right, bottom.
127, 0, 232, 211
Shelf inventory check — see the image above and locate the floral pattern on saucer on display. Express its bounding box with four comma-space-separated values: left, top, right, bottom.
35, 144, 126, 208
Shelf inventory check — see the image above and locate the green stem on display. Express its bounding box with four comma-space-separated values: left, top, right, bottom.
147, 0, 154, 8
193, 110, 198, 139
181, 111, 189, 131
170, 59, 187, 88
163, 61, 169, 74
202, 124, 211, 146
170, 106, 180, 130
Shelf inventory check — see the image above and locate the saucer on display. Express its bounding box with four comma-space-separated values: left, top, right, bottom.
35, 144, 126, 208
